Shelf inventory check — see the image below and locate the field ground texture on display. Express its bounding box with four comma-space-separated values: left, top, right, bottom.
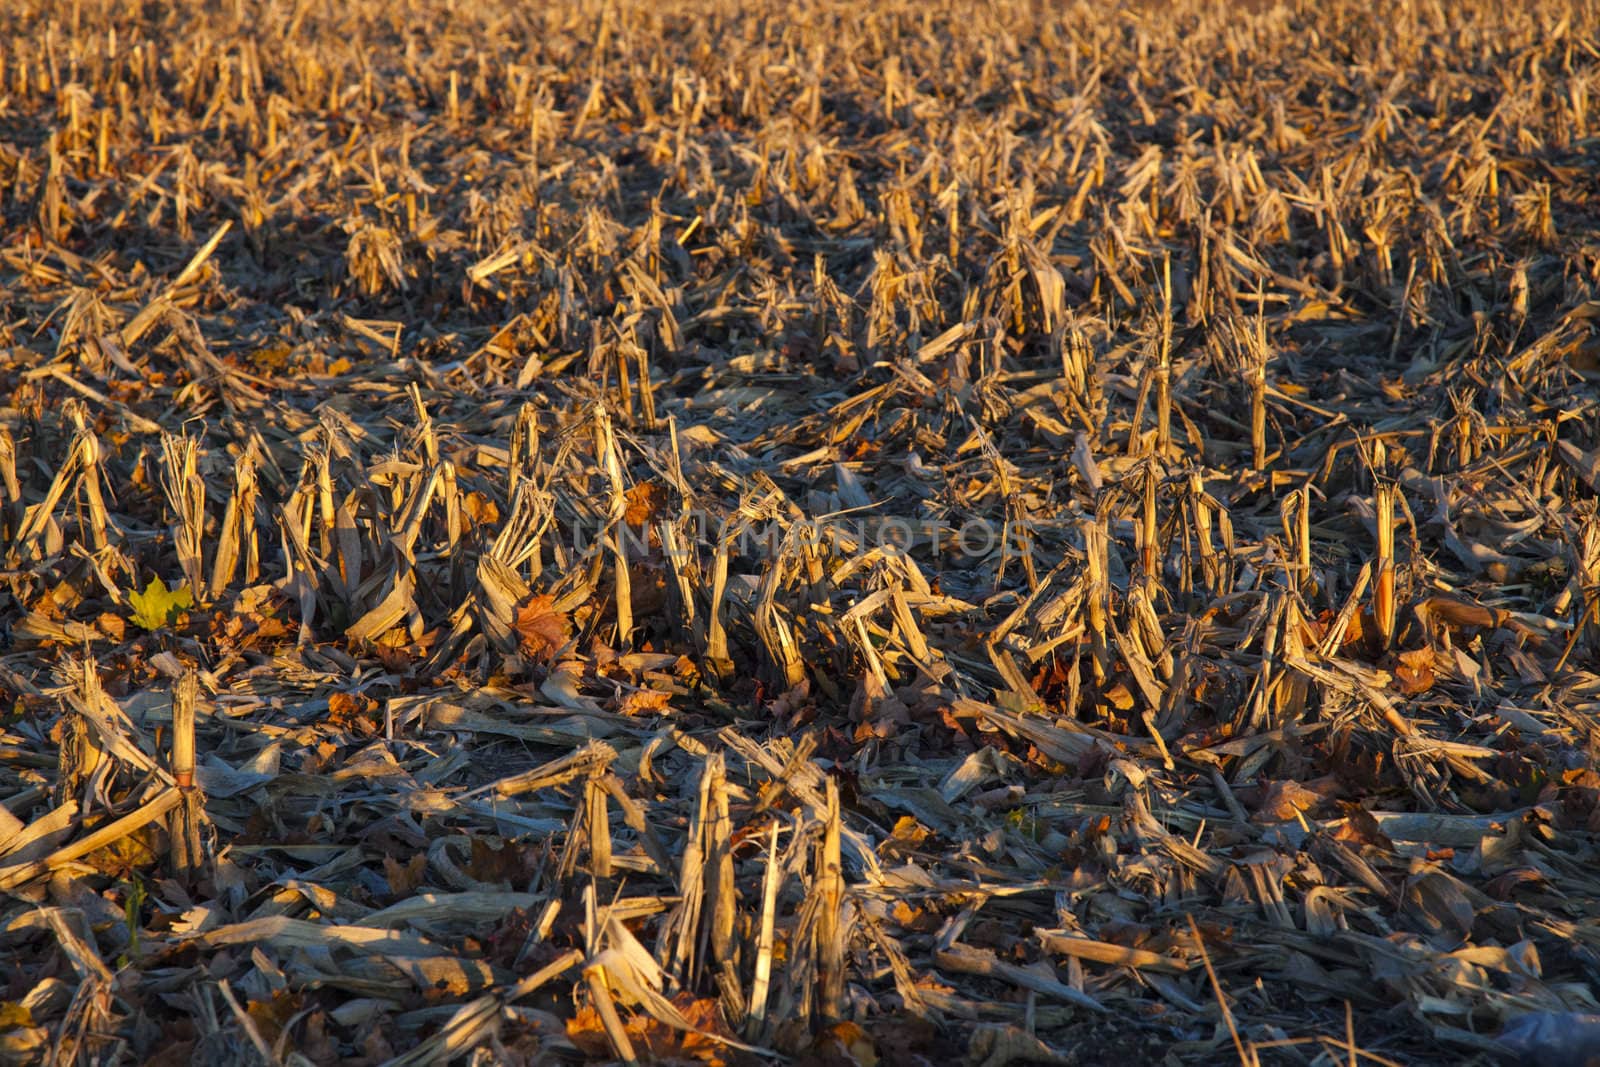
1, 0, 1599, 1063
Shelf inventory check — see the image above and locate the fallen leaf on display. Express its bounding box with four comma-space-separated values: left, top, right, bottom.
466, 836, 530, 886
623, 480, 668, 527
565, 994, 738, 1065
810, 1020, 878, 1067
515, 595, 572, 663
249, 343, 293, 373
128, 577, 194, 632
1331, 808, 1394, 850
618, 688, 671, 716
327, 691, 379, 735
1252, 779, 1329, 823
246, 991, 305, 1047
461, 490, 500, 529
384, 852, 427, 895
1394, 647, 1436, 696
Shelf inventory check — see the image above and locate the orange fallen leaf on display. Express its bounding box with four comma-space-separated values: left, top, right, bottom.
1252, 778, 1329, 823
515, 594, 572, 663
1394, 647, 1436, 696
328, 691, 379, 734
623, 480, 668, 527
815, 1021, 878, 1067
461, 490, 500, 529
890, 816, 930, 846
384, 852, 427, 895
618, 688, 671, 716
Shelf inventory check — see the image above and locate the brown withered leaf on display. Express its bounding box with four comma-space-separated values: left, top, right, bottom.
1331, 808, 1396, 850
623, 480, 668, 527
97, 612, 126, 641
327, 691, 379, 735
565, 995, 740, 1065
1103, 680, 1137, 712
515, 594, 572, 663
890, 900, 924, 928
461, 490, 500, 529
805, 1020, 879, 1067
384, 851, 427, 895
564, 1005, 613, 1060
1251, 778, 1337, 823
84, 822, 166, 876
467, 836, 532, 886
1393, 647, 1436, 696
246, 991, 306, 1047
617, 687, 671, 716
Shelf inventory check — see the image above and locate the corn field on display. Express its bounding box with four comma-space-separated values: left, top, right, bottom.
2, 0, 1600, 1063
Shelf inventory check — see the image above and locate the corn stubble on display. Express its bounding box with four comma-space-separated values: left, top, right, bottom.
1, 0, 1599, 1063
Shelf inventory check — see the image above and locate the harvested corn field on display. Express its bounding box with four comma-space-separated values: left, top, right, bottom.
3, 0, 1600, 1063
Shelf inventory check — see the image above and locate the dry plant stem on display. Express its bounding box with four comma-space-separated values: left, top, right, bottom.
707, 757, 742, 1019
1375, 480, 1397, 649
160, 433, 207, 600
745, 822, 781, 1038
583, 964, 639, 1066
1037, 930, 1190, 974
1319, 562, 1374, 657
1084, 518, 1113, 682
218, 978, 279, 1067
670, 756, 713, 985
12, 414, 112, 558
1126, 364, 1155, 456
818, 777, 846, 1026
593, 404, 634, 648
1250, 360, 1267, 474
1283, 487, 1312, 595
170, 675, 206, 883
169, 673, 196, 791
208, 446, 258, 599
0, 792, 22, 842
508, 403, 540, 504
1189, 470, 1218, 595
584, 773, 611, 879
1189, 914, 1255, 1067
0, 428, 21, 537
1156, 255, 1173, 454
0, 788, 183, 891
635, 344, 657, 430
1141, 466, 1159, 578
705, 534, 733, 679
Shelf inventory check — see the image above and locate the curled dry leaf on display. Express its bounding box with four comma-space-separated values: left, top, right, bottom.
1251, 778, 1332, 823
514, 595, 572, 663
623, 481, 669, 528
383, 852, 427, 896
617, 688, 672, 716
1394, 647, 1438, 696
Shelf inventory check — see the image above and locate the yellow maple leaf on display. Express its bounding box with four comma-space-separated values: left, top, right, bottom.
128, 578, 194, 632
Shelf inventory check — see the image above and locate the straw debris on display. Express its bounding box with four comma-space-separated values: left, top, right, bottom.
1, 0, 1599, 1063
